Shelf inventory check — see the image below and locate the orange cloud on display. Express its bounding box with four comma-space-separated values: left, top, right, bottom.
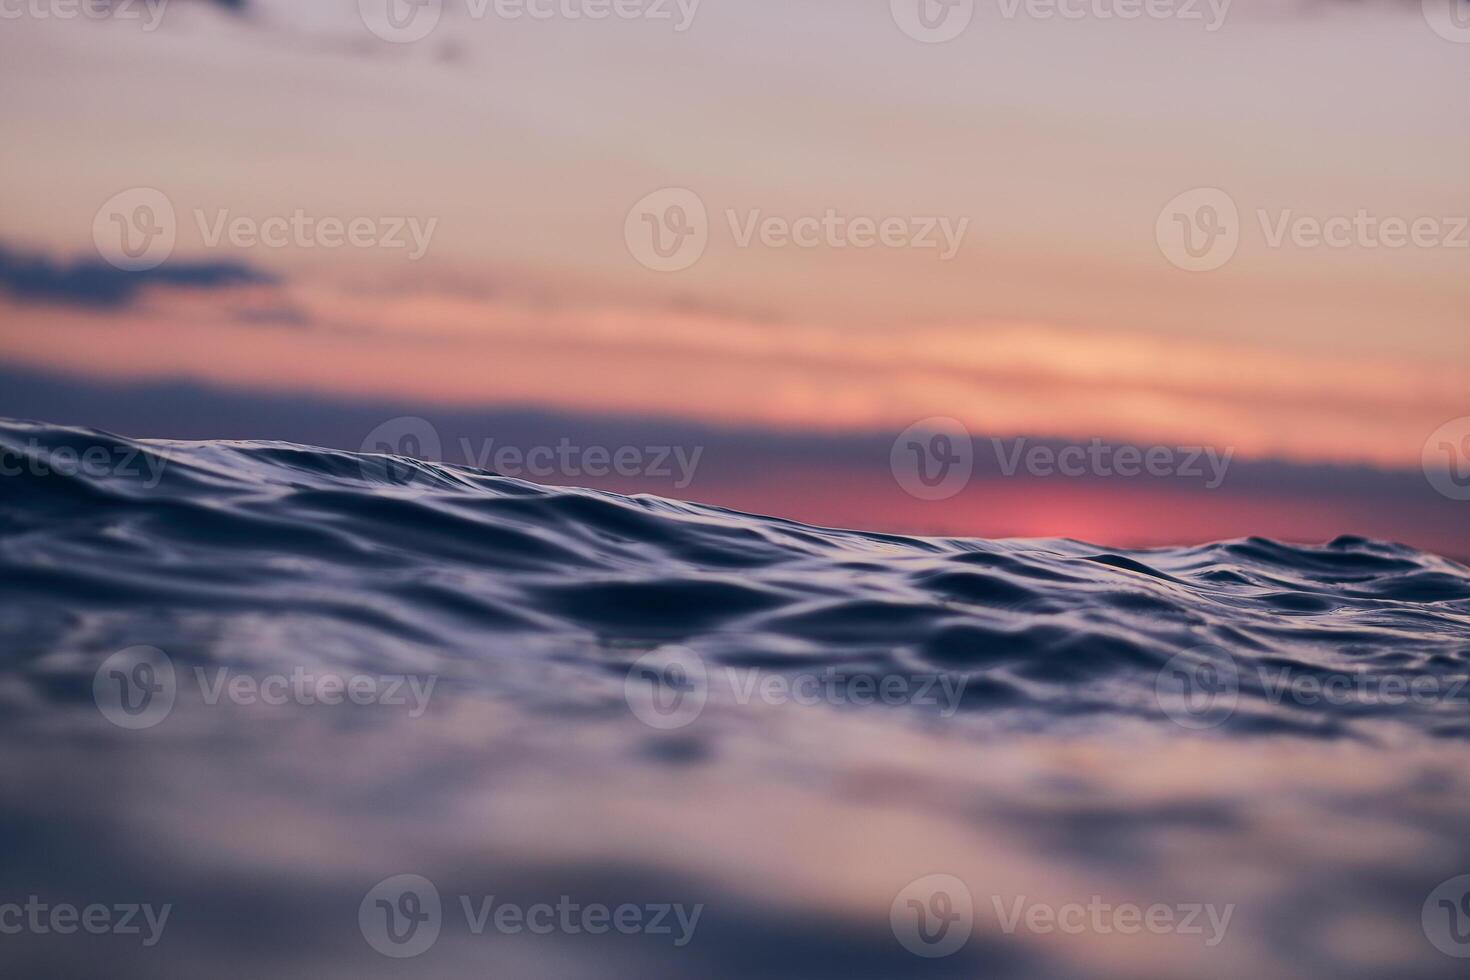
0, 277, 1459, 469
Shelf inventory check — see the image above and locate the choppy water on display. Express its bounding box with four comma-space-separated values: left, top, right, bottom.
3, 418, 1470, 978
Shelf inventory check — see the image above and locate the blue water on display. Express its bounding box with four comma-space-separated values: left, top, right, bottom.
3, 418, 1469, 978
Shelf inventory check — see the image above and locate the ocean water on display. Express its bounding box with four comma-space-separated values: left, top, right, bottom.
3, 418, 1470, 978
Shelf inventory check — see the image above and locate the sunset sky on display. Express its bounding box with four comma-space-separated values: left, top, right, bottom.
1, 0, 1466, 552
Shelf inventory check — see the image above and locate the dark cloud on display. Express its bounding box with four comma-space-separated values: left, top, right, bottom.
0, 244, 274, 311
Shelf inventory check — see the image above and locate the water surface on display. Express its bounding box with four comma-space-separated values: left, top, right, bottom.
2, 419, 1469, 977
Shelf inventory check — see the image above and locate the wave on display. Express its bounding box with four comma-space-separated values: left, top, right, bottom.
4, 417, 1470, 980
2, 418, 1467, 739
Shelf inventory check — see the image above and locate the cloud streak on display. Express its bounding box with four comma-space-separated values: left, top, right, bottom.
0, 245, 273, 311
0, 274, 1459, 470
